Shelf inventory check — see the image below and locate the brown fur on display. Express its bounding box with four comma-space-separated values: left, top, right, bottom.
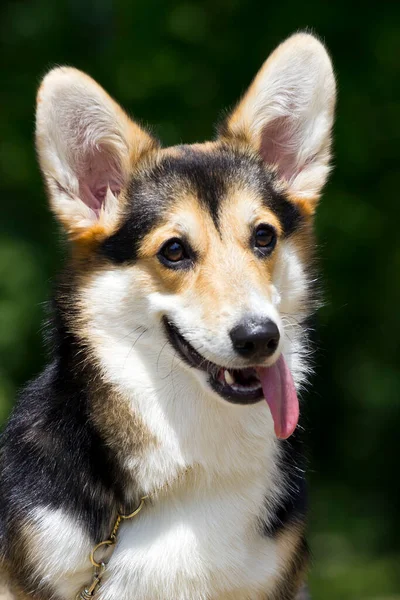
0, 521, 54, 600
271, 526, 309, 600
89, 378, 158, 466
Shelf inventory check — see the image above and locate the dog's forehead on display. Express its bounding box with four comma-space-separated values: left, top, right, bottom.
127, 143, 300, 230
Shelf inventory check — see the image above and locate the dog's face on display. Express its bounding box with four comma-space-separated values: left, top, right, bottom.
36, 34, 335, 438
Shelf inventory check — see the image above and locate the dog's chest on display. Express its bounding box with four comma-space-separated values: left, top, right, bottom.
35, 476, 283, 600
98, 414, 282, 599
46, 396, 284, 599
99, 487, 279, 600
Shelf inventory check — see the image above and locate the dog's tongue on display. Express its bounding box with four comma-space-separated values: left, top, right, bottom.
256, 355, 299, 439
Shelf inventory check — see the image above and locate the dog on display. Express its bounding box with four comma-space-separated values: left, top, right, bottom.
0, 32, 335, 599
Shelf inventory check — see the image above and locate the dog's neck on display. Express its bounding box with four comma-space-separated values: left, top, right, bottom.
77, 323, 284, 504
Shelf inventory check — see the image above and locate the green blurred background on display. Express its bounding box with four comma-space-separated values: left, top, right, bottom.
1, 1, 399, 597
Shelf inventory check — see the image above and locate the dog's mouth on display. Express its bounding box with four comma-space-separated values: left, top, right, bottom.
163, 317, 263, 403
163, 317, 299, 439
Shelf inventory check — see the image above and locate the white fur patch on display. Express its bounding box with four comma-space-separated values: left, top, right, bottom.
27, 507, 92, 599
273, 239, 313, 385
102, 485, 280, 600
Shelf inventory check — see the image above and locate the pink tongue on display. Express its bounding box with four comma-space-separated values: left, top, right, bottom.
256, 355, 299, 439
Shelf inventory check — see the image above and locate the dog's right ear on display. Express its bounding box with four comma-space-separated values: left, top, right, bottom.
36, 67, 158, 241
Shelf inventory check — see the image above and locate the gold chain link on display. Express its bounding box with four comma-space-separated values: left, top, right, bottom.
76, 496, 149, 599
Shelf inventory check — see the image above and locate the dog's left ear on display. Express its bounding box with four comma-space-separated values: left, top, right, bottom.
220, 33, 336, 213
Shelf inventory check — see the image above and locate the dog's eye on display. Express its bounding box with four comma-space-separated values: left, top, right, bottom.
161, 239, 186, 262
158, 238, 192, 268
254, 225, 277, 255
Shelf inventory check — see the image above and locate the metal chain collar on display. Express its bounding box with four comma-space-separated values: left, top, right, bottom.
76, 495, 149, 599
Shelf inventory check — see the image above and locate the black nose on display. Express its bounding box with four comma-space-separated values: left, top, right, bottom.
230, 317, 280, 360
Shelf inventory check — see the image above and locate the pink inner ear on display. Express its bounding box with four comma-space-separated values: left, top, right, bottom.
78, 146, 123, 215
260, 117, 300, 183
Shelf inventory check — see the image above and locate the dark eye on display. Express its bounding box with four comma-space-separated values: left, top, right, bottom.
254, 224, 277, 255
158, 238, 192, 269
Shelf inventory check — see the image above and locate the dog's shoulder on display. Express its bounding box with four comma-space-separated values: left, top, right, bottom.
0, 361, 122, 546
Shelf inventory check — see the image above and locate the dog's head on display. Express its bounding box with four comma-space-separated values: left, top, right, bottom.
36, 33, 335, 439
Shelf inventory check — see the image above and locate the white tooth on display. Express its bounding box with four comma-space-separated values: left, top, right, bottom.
224, 370, 235, 386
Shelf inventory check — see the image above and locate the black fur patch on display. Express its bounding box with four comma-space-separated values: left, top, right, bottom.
0, 280, 142, 597
262, 431, 308, 537
0, 362, 123, 540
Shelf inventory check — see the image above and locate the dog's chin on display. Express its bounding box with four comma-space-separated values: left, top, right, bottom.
162, 317, 264, 405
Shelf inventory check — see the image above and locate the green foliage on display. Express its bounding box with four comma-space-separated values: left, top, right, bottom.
1, 0, 399, 596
